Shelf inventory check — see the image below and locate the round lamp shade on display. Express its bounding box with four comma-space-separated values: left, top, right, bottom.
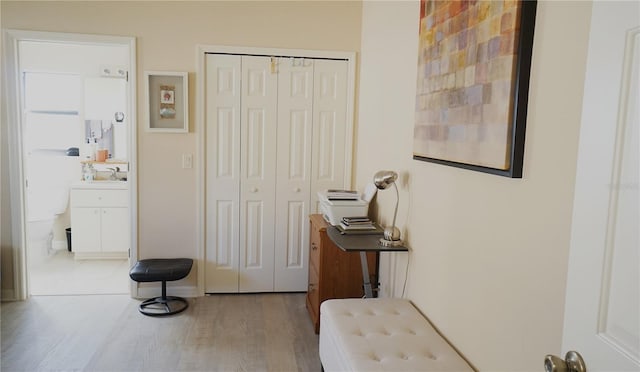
373, 170, 398, 190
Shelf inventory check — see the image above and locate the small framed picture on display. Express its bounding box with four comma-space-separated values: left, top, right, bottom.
145, 71, 188, 133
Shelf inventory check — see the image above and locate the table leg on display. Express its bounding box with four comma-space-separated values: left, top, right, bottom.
360, 251, 374, 298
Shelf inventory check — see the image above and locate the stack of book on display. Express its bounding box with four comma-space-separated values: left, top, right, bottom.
338, 216, 377, 232
326, 189, 360, 201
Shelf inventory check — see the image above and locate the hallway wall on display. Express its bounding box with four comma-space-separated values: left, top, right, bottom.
354, 1, 592, 370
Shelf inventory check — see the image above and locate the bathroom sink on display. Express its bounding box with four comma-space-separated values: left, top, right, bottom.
86, 180, 126, 183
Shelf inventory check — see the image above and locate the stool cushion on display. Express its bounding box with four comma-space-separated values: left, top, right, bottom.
129, 258, 193, 283
319, 298, 473, 371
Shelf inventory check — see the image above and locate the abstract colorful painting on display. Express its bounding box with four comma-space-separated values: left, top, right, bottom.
413, 0, 537, 178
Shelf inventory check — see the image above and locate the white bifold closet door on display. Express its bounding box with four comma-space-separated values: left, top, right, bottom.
273, 58, 313, 291
205, 53, 348, 293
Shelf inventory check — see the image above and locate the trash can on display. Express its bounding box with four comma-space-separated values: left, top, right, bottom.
65, 228, 72, 252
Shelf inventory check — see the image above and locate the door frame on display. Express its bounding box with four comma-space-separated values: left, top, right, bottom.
3, 29, 138, 300
195, 45, 357, 296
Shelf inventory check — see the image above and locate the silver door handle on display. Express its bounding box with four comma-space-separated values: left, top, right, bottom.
544, 351, 586, 372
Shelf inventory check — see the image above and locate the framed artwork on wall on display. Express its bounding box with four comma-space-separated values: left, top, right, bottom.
145, 71, 188, 133
413, 0, 537, 178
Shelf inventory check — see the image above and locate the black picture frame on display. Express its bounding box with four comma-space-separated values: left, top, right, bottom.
413, 0, 537, 178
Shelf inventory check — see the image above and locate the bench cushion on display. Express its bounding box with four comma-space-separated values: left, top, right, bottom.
319, 298, 473, 371
129, 258, 193, 282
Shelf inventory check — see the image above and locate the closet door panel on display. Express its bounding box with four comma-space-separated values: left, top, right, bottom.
239, 56, 277, 292
214, 201, 234, 267
311, 60, 349, 212
205, 54, 241, 293
246, 109, 266, 178
245, 201, 264, 267
275, 58, 313, 291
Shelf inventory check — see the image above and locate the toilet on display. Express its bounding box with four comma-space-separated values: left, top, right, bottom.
26, 155, 80, 253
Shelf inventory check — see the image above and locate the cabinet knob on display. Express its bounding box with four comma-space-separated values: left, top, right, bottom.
311, 243, 317, 250
250, 187, 258, 193
293, 187, 301, 193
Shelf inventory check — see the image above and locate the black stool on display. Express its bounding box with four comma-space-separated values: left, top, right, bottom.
129, 258, 193, 316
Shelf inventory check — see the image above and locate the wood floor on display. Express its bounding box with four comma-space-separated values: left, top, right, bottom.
1, 293, 321, 372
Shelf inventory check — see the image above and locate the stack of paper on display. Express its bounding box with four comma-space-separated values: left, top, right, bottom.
338, 216, 376, 231
326, 189, 359, 201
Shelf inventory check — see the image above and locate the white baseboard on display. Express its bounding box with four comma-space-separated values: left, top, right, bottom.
135, 285, 199, 299
1, 289, 16, 301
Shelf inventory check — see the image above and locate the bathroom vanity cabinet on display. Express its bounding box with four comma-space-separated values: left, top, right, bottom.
70, 183, 129, 259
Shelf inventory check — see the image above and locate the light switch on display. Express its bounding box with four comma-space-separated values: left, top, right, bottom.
182, 154, 193, 169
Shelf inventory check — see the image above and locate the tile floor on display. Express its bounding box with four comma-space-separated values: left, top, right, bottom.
28, 241, 130, 296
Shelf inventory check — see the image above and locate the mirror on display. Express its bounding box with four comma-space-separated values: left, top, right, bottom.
84, 77, 127, 160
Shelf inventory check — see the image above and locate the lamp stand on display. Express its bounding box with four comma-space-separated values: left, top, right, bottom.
379, 182, 403, 247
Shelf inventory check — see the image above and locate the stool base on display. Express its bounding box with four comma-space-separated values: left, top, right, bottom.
139, 295, 189, 316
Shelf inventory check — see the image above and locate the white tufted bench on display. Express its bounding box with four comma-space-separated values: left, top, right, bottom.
319, 298, 473, 371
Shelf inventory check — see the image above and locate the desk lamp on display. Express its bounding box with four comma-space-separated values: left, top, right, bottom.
373, 170, 403, 247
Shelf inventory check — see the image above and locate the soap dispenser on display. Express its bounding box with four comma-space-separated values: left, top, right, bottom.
83, 163, 96, 181
81, 138, 93, 161
90, 137, 98, 161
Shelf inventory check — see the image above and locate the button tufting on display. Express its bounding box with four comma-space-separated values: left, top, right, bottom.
319, 299, 472, 371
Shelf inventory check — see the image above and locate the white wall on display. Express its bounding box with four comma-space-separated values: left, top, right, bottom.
356, 1, 592, 370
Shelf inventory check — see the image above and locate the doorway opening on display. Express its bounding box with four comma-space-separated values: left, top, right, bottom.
5, 30, 138, 299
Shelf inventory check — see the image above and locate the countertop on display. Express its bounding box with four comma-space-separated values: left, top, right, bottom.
71, 180, 129, 190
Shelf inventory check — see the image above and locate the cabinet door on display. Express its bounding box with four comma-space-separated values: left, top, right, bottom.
71, 207, 101, 253
274, 57, 314, 291
205, 54, 242, 292
307, 263, 320, 332
239, 56, 278, 292
101, 207, 129, 253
